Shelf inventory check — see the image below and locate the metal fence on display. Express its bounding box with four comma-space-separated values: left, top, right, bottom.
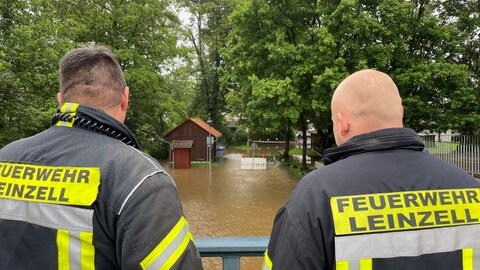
197, 237, 268, 270
420, 134, 480, 176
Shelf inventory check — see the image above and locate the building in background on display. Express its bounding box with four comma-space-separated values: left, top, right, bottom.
165, 118, 222, 168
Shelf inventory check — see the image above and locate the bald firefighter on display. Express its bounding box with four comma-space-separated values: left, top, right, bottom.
263, 69, 480, 270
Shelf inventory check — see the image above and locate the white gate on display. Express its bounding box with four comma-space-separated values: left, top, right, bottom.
241, 158, 267, 170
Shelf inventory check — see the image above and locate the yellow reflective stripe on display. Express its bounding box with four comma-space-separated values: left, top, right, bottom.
57, 103, 79, 127
263, 250, 272, 270
80, 232, 95, 270
337, 260, 349, 270
464, 248, 473, 270
161, 231, 194, 270
360, 258, 372, 270
336, 258, 371, 270
140, 216, 193, 270
57, 230, 70, 270
57, 230, 95, 270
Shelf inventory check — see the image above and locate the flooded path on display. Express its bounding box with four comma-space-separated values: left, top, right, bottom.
163, 150, 298, 269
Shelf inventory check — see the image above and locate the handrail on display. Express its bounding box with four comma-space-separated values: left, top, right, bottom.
196, 237, 269, 270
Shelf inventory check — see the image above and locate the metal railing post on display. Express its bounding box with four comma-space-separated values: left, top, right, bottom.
197, 237, 269, 270
223, 256, 240, 270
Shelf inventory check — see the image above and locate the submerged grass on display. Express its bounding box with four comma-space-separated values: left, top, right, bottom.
191, 162, 221, 168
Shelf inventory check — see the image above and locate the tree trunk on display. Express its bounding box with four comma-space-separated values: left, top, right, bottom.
300, 113, 308, 169
283, 123, 291, 162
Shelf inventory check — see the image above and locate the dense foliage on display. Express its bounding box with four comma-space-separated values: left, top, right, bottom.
0, 0, 478, 162
0, 0, 191, 157
223, 0, 480, 167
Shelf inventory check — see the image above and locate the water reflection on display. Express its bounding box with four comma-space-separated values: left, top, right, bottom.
163, 150, 298, 269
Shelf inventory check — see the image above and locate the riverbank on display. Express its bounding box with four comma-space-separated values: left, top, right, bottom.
272, 148, 322, 180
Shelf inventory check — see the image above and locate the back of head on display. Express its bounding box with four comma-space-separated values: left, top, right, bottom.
59, 46, 126, 110
331, 69, 403, 145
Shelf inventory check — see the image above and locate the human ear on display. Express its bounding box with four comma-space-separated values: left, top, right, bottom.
121, 86, 129, 112
337, 112, 350, 136
57, 92, 63, 106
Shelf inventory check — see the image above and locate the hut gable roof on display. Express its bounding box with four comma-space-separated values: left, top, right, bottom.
189, 118, 222, 138
164, 118, 222, 138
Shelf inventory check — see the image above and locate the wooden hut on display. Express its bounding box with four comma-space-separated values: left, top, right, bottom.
165, 118, 222, 167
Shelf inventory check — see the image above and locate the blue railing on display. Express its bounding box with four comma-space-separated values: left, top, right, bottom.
196, 237, 269, 270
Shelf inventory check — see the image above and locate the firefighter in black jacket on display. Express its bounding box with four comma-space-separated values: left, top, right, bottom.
0, 46, 203, 269
264, 69, 480, 270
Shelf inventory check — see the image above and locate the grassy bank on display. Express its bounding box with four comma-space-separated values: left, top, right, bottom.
191, 161, 221, 168
426, 142, 458, 154
274, 148, 321, 180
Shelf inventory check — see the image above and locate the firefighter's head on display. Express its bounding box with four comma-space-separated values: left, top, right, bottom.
58, 45, 129, 123
331, 69, 404, 146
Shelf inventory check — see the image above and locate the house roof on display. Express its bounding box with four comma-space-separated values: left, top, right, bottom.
189, 118, 222, 138
164, 118, 222, 138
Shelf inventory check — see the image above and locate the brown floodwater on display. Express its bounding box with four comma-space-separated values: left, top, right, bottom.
163, 149, 298, 270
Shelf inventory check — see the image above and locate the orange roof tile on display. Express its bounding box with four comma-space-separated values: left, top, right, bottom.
189, 118, 222, 138
164, 118, 222, 139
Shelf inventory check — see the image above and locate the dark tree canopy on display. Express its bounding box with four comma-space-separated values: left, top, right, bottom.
1, 0, 478, 161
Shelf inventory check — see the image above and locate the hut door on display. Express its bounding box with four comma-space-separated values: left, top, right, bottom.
174, 148, 191, 169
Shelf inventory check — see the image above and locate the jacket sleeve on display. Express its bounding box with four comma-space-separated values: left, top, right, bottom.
116, 172, 203, 270
264, 206, 325, 270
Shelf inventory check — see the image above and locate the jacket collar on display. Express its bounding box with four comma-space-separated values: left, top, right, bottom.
51, 103, 141, 150
323, 128, 424, 165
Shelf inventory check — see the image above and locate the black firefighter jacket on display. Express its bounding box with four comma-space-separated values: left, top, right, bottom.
264, 128, 480, 270
0, 103, 203, 270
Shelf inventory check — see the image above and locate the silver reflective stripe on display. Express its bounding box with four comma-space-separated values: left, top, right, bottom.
118, 170, 161, 215
59, 103, 73, 126
339, 259, 372, 270
57, 230, 95, 270
0, 198, 93, 231
348, 260, 360, 270
68, 231, 82, 270
146, 224, 190, 269
335, 224, 480, 260
476, 248, 480, 270
66, 103, 74, 112
141, 216, 195, 270
118, 147, 175, 215
472, 248, 480, 270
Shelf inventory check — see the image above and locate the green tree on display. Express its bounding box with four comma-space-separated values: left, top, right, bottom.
225, 0, 479, 166
262, 1, 332, 166
248, 76, 301, 158
180, 0, 237, 129
53, 0, 190, 155
0, 0, 194, 157
0, 0, 68, 146
225, 0, 340, 166
324, 0, 479, 135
